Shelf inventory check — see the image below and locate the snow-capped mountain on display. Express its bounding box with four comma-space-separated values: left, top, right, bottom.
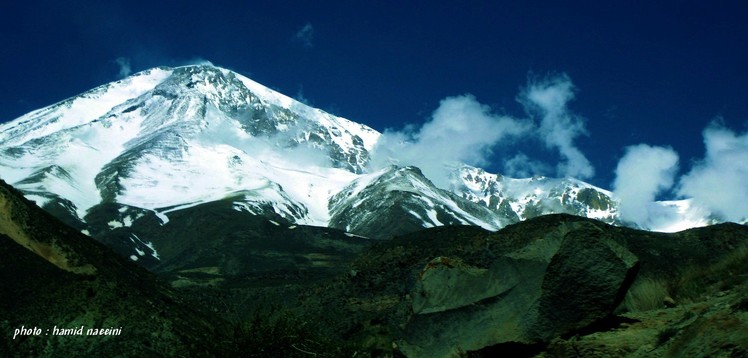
329, 165, 509, 240
0, 65, 376, 227
451, 165, 619, 224
0, 64, 718, 263
449, 164, 717, 232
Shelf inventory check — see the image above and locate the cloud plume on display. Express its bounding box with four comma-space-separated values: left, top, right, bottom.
678, 123, 748, 222
181, 57, 214, 67
294, 23, 314, 48
502, 152, 551, 178
115, 57, 132, 78
613, 144, 679, 227
369, 74, 595, 188
519, 74, 595, 179
370, 94, 532, 188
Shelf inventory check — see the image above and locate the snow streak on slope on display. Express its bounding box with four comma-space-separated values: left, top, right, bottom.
0, 68, 172, 218
118, 138, 359, 226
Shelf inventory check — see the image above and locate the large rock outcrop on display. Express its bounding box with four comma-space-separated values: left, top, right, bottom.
398, 223, 639, 357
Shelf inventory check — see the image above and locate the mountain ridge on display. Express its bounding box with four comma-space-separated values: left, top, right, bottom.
0, 64, 727, 260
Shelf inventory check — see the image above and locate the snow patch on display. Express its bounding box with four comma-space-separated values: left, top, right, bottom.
153, 210, 169, 225
344, 232, 368, 239
130, 234, 161, 260
426, 209, 444, 226
233, 202, 251, 212
408, 210, 425, 221
24, 195, 51, 208
144, 241, 160, 260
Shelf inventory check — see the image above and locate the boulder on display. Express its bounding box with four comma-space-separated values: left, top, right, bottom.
398, 222, 640, 357
531, 225, 640, 340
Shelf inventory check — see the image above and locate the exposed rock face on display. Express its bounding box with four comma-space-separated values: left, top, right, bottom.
411, 256, 517, 315
402, 256, 543, 356
398, 222, 639, 357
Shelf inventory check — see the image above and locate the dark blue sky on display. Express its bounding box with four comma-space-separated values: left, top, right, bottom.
2, 1, 748, 188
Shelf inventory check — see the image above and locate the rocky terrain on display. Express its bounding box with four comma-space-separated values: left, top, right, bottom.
273, 214, 748, 356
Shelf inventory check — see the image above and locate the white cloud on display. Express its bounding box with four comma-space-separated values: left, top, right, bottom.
368, 75, 596, 188
519, 74, 595, 179
370, 94, 532, 188
294, 22, 314, 48
114, 56, 215, 79
294, 85, 312, 105
115, 57, 131, 78
678, 123, 748, 222
613, 144, 679, 227
181, 58, 214, 67
502, 152, 551, 178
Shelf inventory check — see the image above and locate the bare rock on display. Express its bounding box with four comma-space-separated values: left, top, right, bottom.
398, 222, 640, 357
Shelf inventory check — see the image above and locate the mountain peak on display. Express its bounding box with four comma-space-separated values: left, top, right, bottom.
155, 65, 252, 104
0, 65, 380, 225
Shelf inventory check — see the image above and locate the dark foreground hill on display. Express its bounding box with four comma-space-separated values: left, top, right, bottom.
3, 175, 748, 357
0, 180, 235, 356
155, 210, 748, 356
285, 215, 748, 356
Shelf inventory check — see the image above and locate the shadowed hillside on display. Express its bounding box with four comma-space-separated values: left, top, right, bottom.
0, 180, 230, 356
